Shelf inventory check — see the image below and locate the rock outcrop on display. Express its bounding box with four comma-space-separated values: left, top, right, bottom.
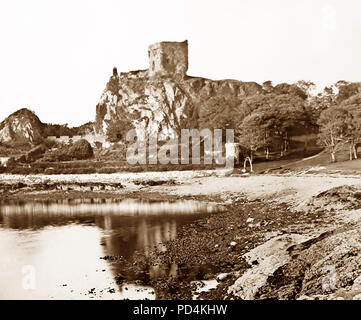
0, 108, 44, 144
228, 185, 361, 300
0, 108, 97, 147
95, 41, 263, 140
227, 234, 310, 299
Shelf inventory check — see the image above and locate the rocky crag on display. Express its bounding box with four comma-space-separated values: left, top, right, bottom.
0, 108, 44, 144
0, 108, 95, 147
95, 40, 263, 139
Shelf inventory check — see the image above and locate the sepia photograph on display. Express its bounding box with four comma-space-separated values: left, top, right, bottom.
1, 0, 361, 310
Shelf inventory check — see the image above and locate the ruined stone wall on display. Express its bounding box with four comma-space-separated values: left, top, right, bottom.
148, 40, 188, 78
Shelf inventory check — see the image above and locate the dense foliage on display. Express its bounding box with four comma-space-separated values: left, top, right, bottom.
198, 80, 361, 166
42, 122, 94, 137
43, 139, 93, 161
67, 139, 94, 160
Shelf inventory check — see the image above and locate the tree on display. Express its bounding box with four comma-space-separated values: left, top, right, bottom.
239, 93, 311, 157
317, 107, 352, 162
335, 81, 361, 104
273, 83, 308, 100
339, 93, 361, 159
308, 85, 337, 126
238, 94, 271, 121
269, 94, 312, 155
296, 80, 316, 97
198, 96, 243, 132
238, 112, 272, 171
262, 81, 274, 93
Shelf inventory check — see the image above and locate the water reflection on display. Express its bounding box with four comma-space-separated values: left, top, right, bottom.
0, 198, 218, 218
0, 198, 220, 299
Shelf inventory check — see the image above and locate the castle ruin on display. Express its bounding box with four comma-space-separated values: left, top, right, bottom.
148, 40, 188, 78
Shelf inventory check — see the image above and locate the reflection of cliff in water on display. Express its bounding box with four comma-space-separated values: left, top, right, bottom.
0, 198, 219, 230
0, 198, 219, 216
99, 215, 180, 282
98, 215, 177, 258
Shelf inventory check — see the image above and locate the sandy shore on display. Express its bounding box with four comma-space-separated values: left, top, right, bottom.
2, 171, 361, 206
154, 173, 361, 205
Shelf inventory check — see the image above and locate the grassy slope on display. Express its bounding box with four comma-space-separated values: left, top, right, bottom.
261, 144, 361, 173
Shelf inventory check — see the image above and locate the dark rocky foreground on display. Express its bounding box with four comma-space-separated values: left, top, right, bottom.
92, 185, 361, 300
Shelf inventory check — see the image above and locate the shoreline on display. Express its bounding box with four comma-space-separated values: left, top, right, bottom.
2, 170, 361, 204
2, 171, 361, 299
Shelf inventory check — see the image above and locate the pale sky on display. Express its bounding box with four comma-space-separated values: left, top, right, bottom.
1, 0, 361, 125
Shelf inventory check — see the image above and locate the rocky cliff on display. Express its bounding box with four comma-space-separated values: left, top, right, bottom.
0, 108, 44, 144
95, 69, 263, 140
0, 108, 96, 146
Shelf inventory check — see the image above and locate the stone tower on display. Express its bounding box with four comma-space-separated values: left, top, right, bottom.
148, 40, 188, 78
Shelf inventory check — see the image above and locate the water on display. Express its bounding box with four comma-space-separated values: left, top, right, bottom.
0, 198, 219, 300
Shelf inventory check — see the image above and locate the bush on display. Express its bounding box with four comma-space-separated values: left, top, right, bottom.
67, 139, 93, 160
42, 139, 93, 162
